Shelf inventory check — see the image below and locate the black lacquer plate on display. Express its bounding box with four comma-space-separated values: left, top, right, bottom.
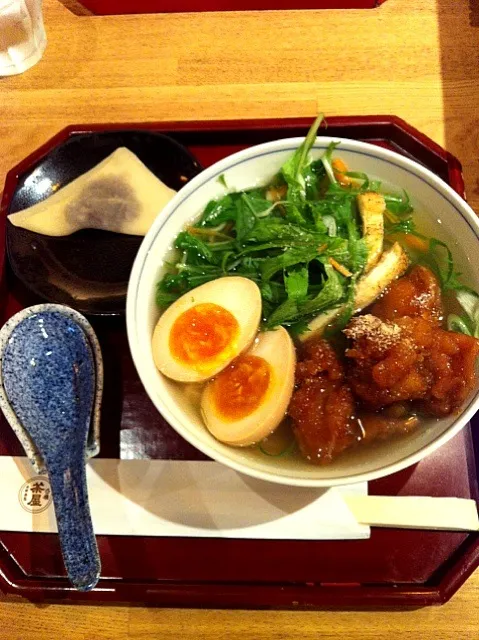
6, 131, 202, 316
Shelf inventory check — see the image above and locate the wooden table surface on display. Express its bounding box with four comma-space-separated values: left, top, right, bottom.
1, 0, 479, 636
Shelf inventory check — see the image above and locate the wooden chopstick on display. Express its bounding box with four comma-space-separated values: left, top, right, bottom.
343, 495, 479, 531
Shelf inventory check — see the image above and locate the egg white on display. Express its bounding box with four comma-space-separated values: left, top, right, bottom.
152, 276, 262, 383
201, 326, 296, 446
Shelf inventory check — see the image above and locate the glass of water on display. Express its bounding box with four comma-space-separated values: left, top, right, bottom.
0, 0, 46, 76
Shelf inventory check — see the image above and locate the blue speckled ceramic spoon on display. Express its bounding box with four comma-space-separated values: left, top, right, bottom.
1, 310, 101, 591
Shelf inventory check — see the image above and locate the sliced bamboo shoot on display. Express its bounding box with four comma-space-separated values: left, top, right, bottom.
354, 242, 409, 310
357, 192, 385, 272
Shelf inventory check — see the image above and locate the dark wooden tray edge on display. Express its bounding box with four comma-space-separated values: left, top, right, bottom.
0, 562, 449, 608
73, 0, 387, 17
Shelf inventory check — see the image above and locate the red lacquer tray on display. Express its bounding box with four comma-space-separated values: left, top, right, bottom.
77, 0, 386, 16
0, 116, 477, 608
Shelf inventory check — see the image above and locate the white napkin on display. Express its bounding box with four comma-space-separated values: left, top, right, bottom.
2, 457, 370, 540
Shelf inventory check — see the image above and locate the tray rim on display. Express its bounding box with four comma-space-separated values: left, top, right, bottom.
71, 0, 387, 17
0, 114, 476, 608
1, 115, 463, 197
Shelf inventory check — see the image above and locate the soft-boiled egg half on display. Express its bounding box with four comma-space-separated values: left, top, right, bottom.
201, 326, 296, 446
152, 276, 262, 383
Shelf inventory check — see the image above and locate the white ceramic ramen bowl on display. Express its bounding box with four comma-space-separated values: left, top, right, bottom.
127, 136, 479, 487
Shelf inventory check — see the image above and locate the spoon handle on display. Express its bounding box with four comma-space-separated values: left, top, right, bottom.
47, 457, 101, 591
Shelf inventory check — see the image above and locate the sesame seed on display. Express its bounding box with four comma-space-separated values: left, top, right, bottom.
343, 314, 402, 350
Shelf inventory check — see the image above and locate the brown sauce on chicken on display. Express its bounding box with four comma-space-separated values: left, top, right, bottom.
288, 338, 358, 464
289, 265, 479, 464
370, 264, 443, 324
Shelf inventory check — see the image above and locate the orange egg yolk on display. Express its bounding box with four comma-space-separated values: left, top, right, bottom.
169, 303, 239, 368
209, 355, 271, 421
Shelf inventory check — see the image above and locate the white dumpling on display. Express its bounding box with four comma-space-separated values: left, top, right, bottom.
8, 148, 176, 236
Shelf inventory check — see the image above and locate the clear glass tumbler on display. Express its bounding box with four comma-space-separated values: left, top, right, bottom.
0, 0, 46, 76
